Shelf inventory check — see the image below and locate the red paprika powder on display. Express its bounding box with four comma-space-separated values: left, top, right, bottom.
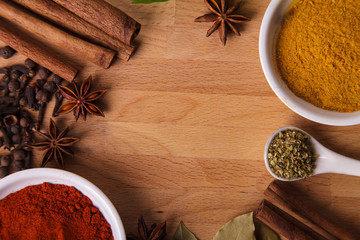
0, 182, 114, 240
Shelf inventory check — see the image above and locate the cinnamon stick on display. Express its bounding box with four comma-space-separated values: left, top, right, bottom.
0, 18, 77, 82
268, 181, 357, 240
51, 0, 141, 45
264, 187, 336, 240
255, 200, 327, 240
11, 0, 135, 61
0, 0, 116, 68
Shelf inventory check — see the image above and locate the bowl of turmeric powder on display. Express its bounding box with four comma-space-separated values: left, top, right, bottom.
0, 168, 125, 240
260, 0, 360, 126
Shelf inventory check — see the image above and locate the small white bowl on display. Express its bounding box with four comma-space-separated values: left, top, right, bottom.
0, 168, 126, 240
259, 0, 360, 126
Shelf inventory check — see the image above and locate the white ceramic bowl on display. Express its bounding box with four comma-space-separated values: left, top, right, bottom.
0, 168, 126, 240
259, 0, 360, 126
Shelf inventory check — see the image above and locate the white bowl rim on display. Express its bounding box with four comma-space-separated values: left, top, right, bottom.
259, 0, 360, 126
0, 168, 126, 240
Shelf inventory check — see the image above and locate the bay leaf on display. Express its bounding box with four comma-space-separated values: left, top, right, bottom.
213, 212, 256, 240
254, 219, 279, 240
173, 221, 198, 240
131, 0, 169, 4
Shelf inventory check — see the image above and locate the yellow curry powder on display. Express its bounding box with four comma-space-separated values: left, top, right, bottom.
276, 0, 360, 112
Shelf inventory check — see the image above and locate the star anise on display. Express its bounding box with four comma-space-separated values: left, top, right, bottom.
56, 75, 106, 121
195, 0, 249, 45
30, 118, 79, 168
127, 216, 166, 240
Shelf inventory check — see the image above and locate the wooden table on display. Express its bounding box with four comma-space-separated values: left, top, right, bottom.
2, 0, 360, 239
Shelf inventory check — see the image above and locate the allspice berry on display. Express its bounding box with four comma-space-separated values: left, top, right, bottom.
38, 67, 50, 80
20, 117, 30, 128
12, 134, 22, 144
44, 80, 56, 93
36, 90, 50, 103
0, 166, 9, 178
1, 155, 11, 167
8, 79, 20, 92
13, 160, 24, 171
0, 46, 16, 59
52, 75, 63, 84
13, 150, 26, 161
24, 58, 36, 69
19, 97, 28, 106
10, 125, 20, 134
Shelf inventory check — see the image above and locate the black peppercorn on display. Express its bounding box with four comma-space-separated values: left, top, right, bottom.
24, 58, 36, 69
0, 46, 16, 59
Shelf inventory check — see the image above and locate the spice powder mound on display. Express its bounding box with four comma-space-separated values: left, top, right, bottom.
0, 183, 113, 240
276, 0, 360, 112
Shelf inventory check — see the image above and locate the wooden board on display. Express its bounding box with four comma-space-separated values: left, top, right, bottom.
1, 0, 360, 238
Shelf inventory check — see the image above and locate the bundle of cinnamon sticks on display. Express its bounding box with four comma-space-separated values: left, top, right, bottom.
0, 0, 141, 82
255, 181, 356, 240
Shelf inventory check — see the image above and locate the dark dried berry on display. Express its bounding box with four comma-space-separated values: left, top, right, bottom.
1, 156, 11, 167
27, 68, 36, 78
10, 125, 20, 134
20, 117, 30, 128
8, 80, 20, 92
52, 75, 63, 84
36, 90, 51, 103
2, 74, 10, 83
4, 115, 18, 127
13, 150, 26, 161
12, 134, 21, 144
10, 69, 21, 80
12, 160, 24, 171
38, 67, 50, 80
19, 97, 28, 106
0, 46, 16, 59
0, 166, 9, 178
24, 58, 36, 69
0, 67, 9, 75
44, 80, 56, 93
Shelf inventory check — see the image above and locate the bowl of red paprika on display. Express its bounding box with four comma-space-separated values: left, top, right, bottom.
0, 168, 125, 240
260, 0, 360, 126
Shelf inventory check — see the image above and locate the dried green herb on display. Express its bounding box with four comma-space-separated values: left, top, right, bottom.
213, 212, 256, 240
173, 221, 198, 240
267, 129, 316, 180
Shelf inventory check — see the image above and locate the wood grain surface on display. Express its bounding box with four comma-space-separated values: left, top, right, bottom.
1, 0, 360, 239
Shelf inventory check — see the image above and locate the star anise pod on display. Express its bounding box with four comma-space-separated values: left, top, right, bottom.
56, 75, 106, 121
127, 216, 166, 240
30, 118, 79, 168
195, 0, 249, 45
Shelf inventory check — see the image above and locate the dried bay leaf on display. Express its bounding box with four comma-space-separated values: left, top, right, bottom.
254, 219, 280, 240
213, 212, 256, 240
173, 221, 198, 240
